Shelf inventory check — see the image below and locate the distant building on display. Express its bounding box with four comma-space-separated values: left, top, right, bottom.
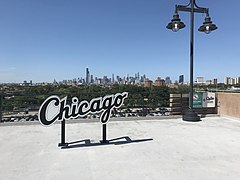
112, 74, 115, 83
53, 79, 58, 85
223, 77, 231, 85
144, 79, 153, 87
212, 78, 218, 85
229, 78, 235, 85
235, 77, 240, 84
90, 75, 94, 84
223, 77, 240, 85
95, 78, 102, 85
23, 80, 32, 86
154, 77, 165, 86
196, 77, 204, 84
165, 76, 171, 85
167, 84, 178, 89
86, 68, 90, 84
206, 80, 212, 85
179, 75, 184, 84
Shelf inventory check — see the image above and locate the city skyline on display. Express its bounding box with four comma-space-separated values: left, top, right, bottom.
21, 67, 240, 86
1, 1, 240, 83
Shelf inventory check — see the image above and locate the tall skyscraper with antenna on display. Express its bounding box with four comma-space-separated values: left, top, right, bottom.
86, 68, 90, 84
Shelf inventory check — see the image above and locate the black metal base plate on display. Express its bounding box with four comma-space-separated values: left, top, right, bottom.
183, 109, 201, 122
58, 143, 68, 147
100, 140, 109, 144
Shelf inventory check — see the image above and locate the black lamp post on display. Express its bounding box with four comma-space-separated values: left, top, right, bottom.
167, 0, 217, 122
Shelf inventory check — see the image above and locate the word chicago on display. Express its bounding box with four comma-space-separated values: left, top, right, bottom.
38, 92, 128, 126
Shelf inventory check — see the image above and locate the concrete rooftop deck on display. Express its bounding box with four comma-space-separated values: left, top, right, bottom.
1, 116, 240, 180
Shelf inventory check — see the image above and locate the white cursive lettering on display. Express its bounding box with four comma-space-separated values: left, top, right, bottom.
38, 92, 128, 126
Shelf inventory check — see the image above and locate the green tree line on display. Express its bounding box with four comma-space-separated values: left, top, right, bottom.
0, 84, 189, 112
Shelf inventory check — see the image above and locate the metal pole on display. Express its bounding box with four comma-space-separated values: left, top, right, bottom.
58, 119, 68, 147
100, 124, 109, 144
189, 0, 194, 110
182, 0, 200, 121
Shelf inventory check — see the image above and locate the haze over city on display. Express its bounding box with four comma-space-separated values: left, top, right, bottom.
0, 0, 239, 83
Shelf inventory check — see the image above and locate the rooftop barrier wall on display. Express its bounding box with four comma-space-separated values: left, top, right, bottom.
217, 93, 240, 119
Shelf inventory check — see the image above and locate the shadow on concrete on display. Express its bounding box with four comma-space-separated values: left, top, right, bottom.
61, 136, 153, 149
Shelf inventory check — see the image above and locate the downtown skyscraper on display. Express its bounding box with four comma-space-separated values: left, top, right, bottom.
86, 68, 90, 84
179, 75, 184, 84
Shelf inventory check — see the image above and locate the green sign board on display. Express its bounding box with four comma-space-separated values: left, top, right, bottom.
192, 92, 216, 108
193, 92, 203, 108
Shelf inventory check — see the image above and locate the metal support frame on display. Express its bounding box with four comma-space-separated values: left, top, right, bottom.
100, 124, 109, 144
58, 118, 109, 147
176, 6, 208, 14
58, 119, 68, 147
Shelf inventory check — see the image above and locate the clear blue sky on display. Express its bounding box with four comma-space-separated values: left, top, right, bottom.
0, 0, 239, 83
